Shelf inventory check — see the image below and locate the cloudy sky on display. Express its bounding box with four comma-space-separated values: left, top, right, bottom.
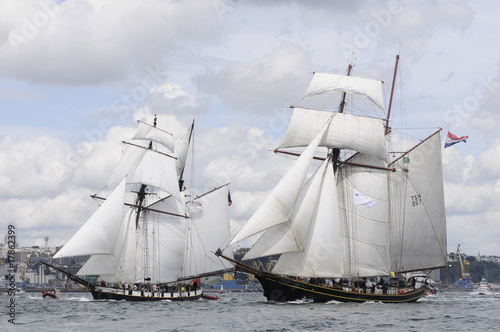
1, 0, 499, 257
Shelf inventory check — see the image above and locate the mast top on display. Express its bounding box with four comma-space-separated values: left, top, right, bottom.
349, 51, 355, 66
385, 47, 401, 134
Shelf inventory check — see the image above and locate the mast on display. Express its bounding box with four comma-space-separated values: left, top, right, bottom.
385, 44, 401, 134
339, 51, 355, 114
336, 52, 355, 282
332, 52, 355, 166
136, 115, 157, 282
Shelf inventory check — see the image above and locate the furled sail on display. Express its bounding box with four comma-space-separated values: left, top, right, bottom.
54, 179, 127, 259
389, 131, 447, 273
279, 107, 387, 162
229, 117, 333, 245
304, 72, 385, 111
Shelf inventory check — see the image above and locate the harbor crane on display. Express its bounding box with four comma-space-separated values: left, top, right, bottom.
453, 244, 470, 278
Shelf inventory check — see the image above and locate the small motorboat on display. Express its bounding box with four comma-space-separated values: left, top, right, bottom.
474, 278, 491, 295
42, 290, 59, 299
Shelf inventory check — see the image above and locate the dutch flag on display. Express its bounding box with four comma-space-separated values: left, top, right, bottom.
444, 131, 469, 148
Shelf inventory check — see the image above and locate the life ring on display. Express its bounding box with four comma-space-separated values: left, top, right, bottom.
398, 289, 404, 294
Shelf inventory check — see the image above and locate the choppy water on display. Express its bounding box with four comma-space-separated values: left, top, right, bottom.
2, 290, 499, 331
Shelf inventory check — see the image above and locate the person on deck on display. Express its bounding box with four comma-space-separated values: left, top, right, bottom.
382, 281, 388, 294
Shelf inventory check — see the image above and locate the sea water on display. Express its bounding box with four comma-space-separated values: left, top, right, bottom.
2, 290, 499, 331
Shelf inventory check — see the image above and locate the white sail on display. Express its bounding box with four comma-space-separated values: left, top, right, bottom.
174, 127, 192, 177
272, 160, 344, 277
145, 193, 187, 218
107, 143, 144, 187
337, 153, 391, 277
142, 215, 187, 283
229, 116, 333, 245
77, 209, 138, 283
244, 159, 329, 259
132, 120, 175, 152
108, 144, 182, 202
183, 185, 234, 277
78, 255, 116, 280
126, 149, 182, 201
279, 107, 387, 162
389, 131, 447, 273
54, 179, 127, 259
304, 72, 385, 111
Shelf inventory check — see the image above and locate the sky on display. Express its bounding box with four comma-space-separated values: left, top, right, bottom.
0, 0, 499, 257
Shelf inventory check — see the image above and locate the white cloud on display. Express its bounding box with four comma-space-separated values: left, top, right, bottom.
475, 137, 500, 181
0, 135, 73, 198
197, 43, 312, 113
0, 0, 230, 84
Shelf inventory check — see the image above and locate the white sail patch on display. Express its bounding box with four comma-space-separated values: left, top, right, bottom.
389, 132, 447, 273
304, 72, 385, 111
184, 185, 234, 278
132, 120, 175, 152
279, 107, 387, 162
338, 153, 391, 278
230, 116, 333, 245
108, 146, 182, 202
272, 160, 344, 277
174, 127, 192, 177
244, 159, 331, 260
54, 179, 128, 259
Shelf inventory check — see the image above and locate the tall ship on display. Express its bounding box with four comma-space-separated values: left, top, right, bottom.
45, 117, 233, 301
217, 52, 448, 303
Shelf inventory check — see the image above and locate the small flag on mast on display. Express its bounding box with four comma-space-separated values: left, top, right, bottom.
228, 191, 232, 206
444, 131, 469, 148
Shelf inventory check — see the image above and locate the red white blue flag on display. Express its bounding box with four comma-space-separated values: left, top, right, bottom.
444, 131, 469, 148
228, 191, 232, 206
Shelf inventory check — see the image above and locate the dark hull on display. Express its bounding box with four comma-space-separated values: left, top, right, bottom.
91, 287, 202, 301
214, 252, 425, 304
256, 273, 425, 303
40, 262, 202, 302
